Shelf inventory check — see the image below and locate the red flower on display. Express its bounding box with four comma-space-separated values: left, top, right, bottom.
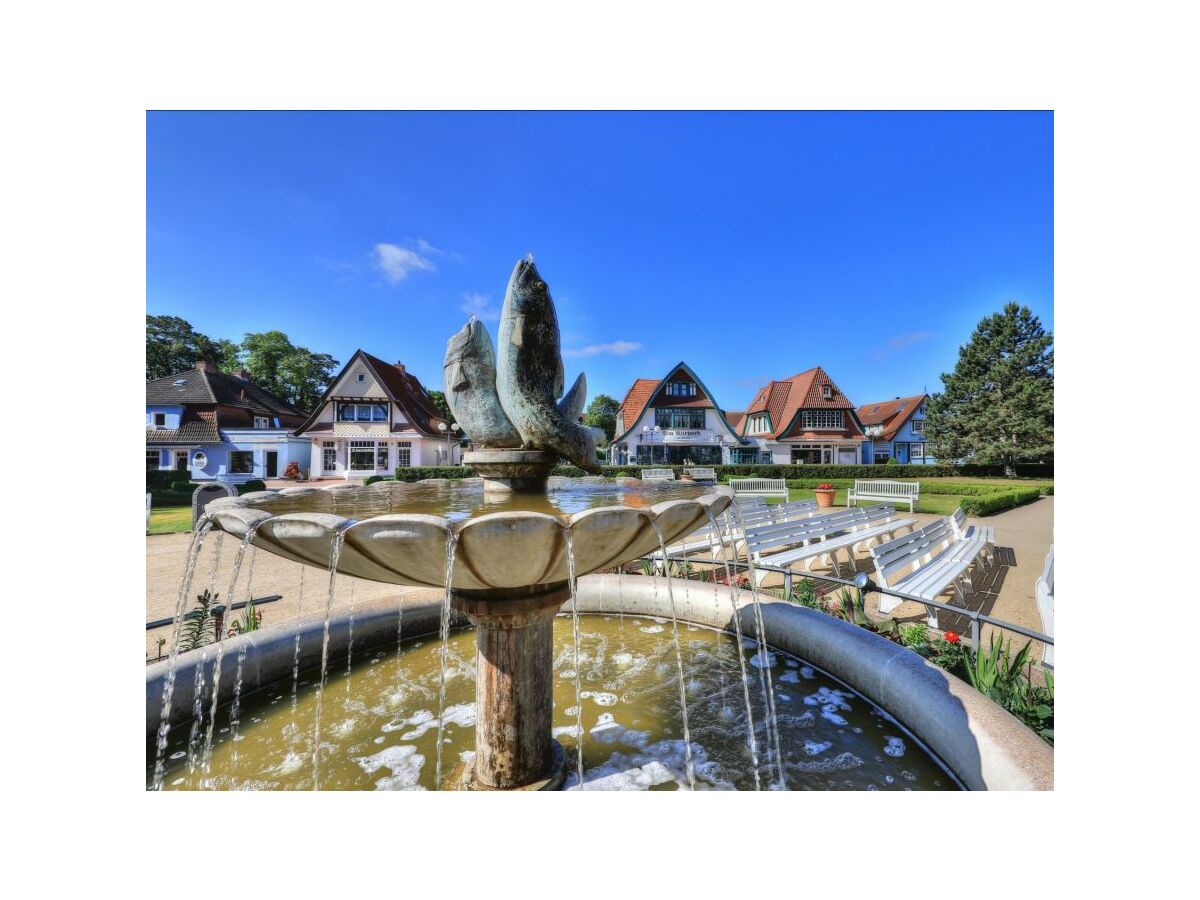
944, 631, 960, 643
817, 483, 834, 490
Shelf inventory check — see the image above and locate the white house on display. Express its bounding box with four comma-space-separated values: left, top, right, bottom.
293, 350, 461, 479
608, 362, 751, 466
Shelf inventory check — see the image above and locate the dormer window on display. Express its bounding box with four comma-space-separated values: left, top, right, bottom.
822, 384, 833, 400
254, 416, 270, 429
664, 381, 696, 398
152, 412, 166, 429
801, 409, 844, 429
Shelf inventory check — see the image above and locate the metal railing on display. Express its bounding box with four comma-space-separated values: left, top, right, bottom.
145, 594, 283, 631
637, 551, 1054, 654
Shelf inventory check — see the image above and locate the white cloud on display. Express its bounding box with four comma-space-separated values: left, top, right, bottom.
460, 291, 500, 322
371, 242, 436, 284
415, 238, 445, 256
887, 330, 935, 350
562, 340, 643, 358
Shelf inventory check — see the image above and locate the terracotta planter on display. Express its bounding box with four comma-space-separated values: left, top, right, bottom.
814, 488, 836, 508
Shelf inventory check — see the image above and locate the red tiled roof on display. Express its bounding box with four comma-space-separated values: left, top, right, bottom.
741, 367, 860, 439
725, 411, 745, 430
616, 378, 661, 434
856, 394, 927, 441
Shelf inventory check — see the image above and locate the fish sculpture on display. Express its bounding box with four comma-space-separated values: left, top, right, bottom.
495, 257, 601, 472
443, 317, 523, 448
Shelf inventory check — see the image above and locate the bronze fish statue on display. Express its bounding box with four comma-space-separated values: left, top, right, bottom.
496, 258, 601, 472
443, 317, 522, 448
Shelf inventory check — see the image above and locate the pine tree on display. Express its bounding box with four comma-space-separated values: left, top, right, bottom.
927, 303, 1053, 473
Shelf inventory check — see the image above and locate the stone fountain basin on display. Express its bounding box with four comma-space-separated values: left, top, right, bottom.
203, 487, 733, 590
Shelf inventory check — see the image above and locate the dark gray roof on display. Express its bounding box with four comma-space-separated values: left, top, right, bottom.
146, 367, 306, 419
145, 419, 221, 445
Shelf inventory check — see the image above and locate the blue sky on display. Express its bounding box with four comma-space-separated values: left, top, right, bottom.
147, 111, 1052, 412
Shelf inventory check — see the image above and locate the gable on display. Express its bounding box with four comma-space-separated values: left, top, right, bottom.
329, 360, 389, 399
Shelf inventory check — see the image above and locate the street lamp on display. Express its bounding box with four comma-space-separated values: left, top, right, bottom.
439, 421, 460, 464
642, 424, 664, 465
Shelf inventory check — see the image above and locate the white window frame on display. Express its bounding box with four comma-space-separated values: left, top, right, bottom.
152, 412, 167, 429
911, 419, 926, 434
664, 381, 696, 398
229, 450, 255, 475
376, 442, 389, 470
348, 440, 376, 471
253, 416, 270, 429
356, 372, 366, 383
338, 403, 388, 423
396, 441, 412, 468
822, 384, 833, 400
146, 449, 160, 470
911, 442, 926, 459
322, 441, 337, 472
801, 410, 844, 430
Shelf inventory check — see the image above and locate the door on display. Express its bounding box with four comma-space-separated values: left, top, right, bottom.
837, 447, 857, 465
174, 451, 188, 471
265, 451, 279, 478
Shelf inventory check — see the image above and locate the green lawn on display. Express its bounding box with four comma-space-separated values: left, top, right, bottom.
149, 505, 193, 534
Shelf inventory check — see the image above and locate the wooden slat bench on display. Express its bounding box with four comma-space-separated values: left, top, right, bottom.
950, 507, 996, 567
640, 468, 675, 482
659, 498, 816, 560
729, 477, 788, 500
745, 505, 916, 584
848, 479, 920, 512
684, 467, 717, 483
869, 509, 987, 627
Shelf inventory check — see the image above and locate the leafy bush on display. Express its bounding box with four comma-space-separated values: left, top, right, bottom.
960, 487, 1042, 516
387, 466, 474, 482
899, 623, 930, 651
961, 634, 1054, 744
788, 578, 823, 609
239, 479, 267, 494
179, 589, 220, 651
228, 598, 263, 636
282, 461, 301, 479
146, 470, 193, 491
364, 475, 386, 485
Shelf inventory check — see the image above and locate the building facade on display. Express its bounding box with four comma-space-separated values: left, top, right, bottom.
856, 394, 937, 464
146, 361, 311, 483
294, 350, 460, 479
608, 363, 750, 466
733, 367, 871, 465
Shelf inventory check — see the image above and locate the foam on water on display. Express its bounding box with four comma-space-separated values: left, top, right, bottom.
883, 736, 907, 758
355, 744, 426, 791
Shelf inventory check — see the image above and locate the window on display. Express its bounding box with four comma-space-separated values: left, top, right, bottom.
911, 419, 926, 434
146, 449, 160, 471
747, 413, 770, 434
655, 407, 705, 430
230, 451, 254, 474
800, 410, 844, 429
911, 443, 926, 459
729, 447, 759, 465
322, 441, 337, 472
338, 403, 388, 422
396, 441, 411, 468
356, 373, 366, 383
874, 450, 891, 464
254, 416, 270, 429
664, 381, 696, 398
349, 440, 375, 470
376, 442, 389, 470
152, 412, 166, 429
822, 384, 833, 400
919, 402, 927, 415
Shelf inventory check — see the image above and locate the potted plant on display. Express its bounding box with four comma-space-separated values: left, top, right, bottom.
814, 482, 836, 508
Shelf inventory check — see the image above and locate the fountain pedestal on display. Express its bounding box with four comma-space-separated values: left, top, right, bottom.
463, 449, 558, 494
452, 583, 569, 790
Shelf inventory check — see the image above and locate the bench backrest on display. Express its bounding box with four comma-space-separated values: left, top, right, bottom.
641, 468, 675, 481
950, 506, 966, 538
685, 467, 717, 479
729, 478, 788, 496
745, 504, 895, 557
870, 517, 956, 584
853, 479, 920, 497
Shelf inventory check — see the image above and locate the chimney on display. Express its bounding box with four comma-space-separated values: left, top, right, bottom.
395, 362, 406, 373
195, 360, 217, 372
236, 369, 252, 382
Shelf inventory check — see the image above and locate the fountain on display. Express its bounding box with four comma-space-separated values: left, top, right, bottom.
147, 257, 1053, 791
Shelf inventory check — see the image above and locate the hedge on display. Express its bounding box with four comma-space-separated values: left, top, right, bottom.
146, 470, 194, 490
959, 487, 1043, 516
240, 479, 267, 494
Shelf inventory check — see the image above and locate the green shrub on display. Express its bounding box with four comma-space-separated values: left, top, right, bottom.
899, 623, 930, 651
364, 475, 386, 486
146, 470, 193, 491
239, 479, 267, 494
788, 578, 823, 609
387, 466, 474, 482
960, 487, 1042, 516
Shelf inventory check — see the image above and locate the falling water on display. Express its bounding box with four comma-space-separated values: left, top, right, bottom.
564, 528, 586, 788
345, 580, 357, 684
151, 517, 213, 791
290, 564, 306, 715
310, 528, 347, 791
731, 502, 786, 789
200, 525, 262, 781
186, 532, 226, 770
706, 508, 761, 790
226, 547, 259, 761
433, 528, 459, 790
650, 519, 697, 791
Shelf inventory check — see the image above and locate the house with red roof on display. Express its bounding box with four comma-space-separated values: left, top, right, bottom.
856, 393, 936, 464
732, 367, 871, 465
294, 350, 458, 478
608, 362, 751, 466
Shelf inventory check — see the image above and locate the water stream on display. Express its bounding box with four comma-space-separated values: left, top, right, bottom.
433, 530, 459, 790
564, 528, 586, 787
650, 520, 696, 790
310, 529, 347, 790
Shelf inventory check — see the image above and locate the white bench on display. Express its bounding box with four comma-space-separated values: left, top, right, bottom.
641, 468, 675, 482
870, 510, 987, 627
848, 479, 920, 512
146, 493, 152, 532
1036, 545, 1054, 667
729, 477, 788, 500
950, 507, 996, 568
684, 467, 717, 483
745, 505, 916, 584
659, 498, 816, 560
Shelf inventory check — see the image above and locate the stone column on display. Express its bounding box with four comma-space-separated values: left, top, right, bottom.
452, 583, 568, 790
